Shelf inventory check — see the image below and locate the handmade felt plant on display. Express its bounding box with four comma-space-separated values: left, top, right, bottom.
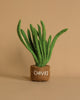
17, 20, 68, 81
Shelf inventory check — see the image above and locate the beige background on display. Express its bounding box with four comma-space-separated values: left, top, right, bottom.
0, 0, 80, 79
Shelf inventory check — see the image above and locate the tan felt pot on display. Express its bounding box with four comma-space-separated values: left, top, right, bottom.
30, 65, 50, 81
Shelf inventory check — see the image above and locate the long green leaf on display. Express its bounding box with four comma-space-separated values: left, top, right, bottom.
21, 29, 31, 48
47, 35, 52, 58
27, 29, 37, 56
40, 20, 46, 59
38, 39, 43, 59
17, 20, 39, 64
37, 24, 42, 40
30, 24, 42, 64
48, 28, 68, 62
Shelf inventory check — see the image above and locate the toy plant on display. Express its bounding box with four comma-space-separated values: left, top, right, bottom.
17, 20, 68, 81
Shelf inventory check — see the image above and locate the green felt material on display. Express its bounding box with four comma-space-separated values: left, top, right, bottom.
17, 20, 68, 67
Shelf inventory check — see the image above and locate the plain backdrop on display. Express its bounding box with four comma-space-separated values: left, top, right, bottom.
0, 0, 80, 78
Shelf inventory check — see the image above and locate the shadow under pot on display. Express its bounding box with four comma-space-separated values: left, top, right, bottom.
30, 65, 50, 81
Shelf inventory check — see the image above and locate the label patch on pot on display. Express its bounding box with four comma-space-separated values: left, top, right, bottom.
34, 71, 48, 76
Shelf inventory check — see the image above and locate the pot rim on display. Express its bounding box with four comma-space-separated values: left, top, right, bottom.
31, 65, 50, 69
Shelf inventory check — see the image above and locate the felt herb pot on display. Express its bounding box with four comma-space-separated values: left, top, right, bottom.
17, 19, 68, 82
30, 65, 50, 81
